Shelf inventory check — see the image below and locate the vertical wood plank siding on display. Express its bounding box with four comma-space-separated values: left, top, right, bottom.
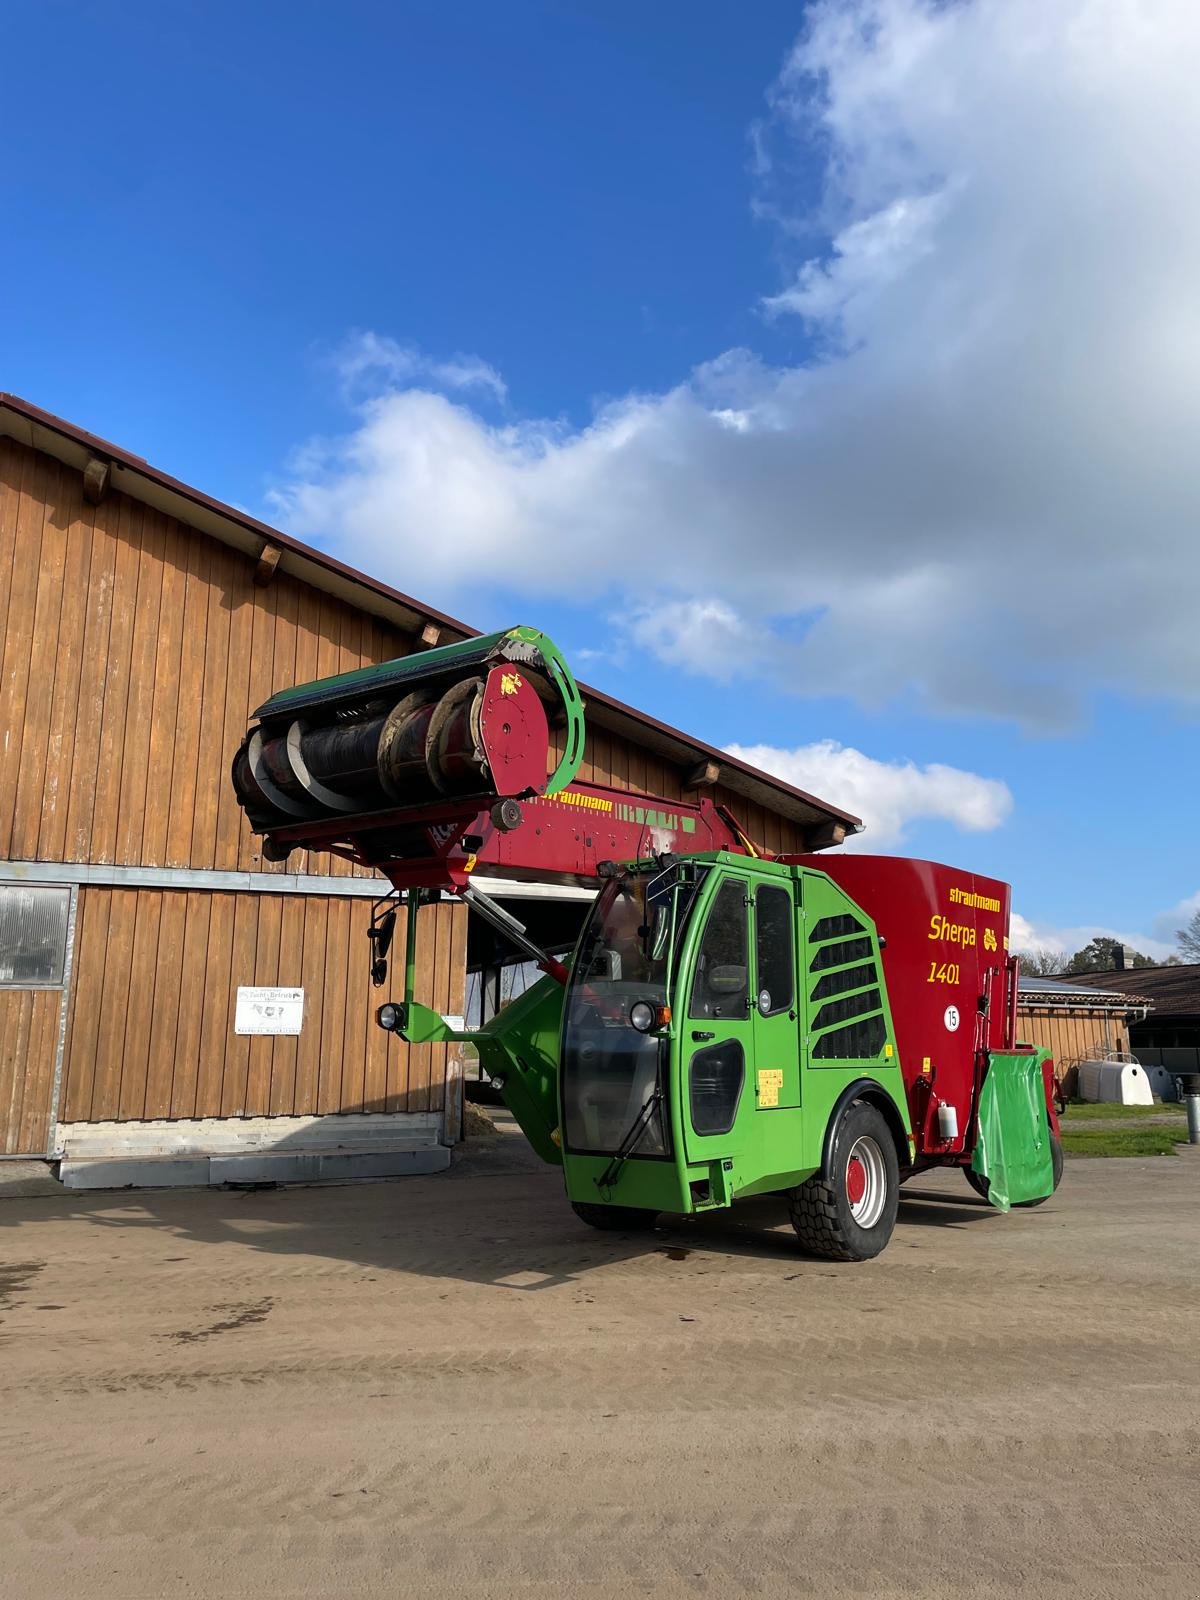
1016, 1007, 1132, 1094
0, 989, 63, 1154
60, 889, 465, 1123
0, 439, 409, 877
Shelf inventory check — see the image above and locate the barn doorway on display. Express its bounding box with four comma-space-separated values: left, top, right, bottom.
0, 882, 77, 1156
463, 881, 594, 1097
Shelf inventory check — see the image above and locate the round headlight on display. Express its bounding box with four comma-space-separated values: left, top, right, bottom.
376, 1002, 402, 1032
630, 999, 657, 1033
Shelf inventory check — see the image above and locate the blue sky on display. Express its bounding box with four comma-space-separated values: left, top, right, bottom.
3, 0, 1198, 958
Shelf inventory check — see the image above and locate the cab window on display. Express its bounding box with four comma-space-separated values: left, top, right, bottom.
689, 880, 748, 1020
689, 1040, 745, 1135
754, 885, 794, 1016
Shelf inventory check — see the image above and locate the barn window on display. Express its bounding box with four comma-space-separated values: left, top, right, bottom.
0, 885, 71, 988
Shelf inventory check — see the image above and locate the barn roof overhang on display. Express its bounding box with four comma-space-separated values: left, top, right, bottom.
0, 393, 860, 842
1046, 965, 1200, 1020
1018, 977, 1151, 1016
1019, 997, 1152, 1016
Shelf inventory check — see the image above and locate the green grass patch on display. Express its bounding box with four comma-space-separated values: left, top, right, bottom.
1060, 1100, 1185, 1120
1059, 1125, 1189, 1158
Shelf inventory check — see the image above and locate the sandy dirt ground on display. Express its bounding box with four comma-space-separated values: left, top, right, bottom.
1, 1140, 1197, 1600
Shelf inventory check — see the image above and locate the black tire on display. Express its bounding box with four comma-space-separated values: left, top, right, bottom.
788, 1100, 900, 1261
964, 1131, 1064, 1207
964, 1164, 990, 1200
571, 1201, 659, 1232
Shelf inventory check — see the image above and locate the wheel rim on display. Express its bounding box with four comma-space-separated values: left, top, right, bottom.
845, 1135, 887, 1228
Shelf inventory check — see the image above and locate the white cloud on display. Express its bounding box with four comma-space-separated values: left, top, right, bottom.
1009, 912, 1176, 965
1150, 889, 1200, 947
724, 737, 1012, 848
331, 331, 508, 404
621, 598, 764, 682
1009, 913, 1049, 954
762, 191, 948, 326
272, 0, 1200, 728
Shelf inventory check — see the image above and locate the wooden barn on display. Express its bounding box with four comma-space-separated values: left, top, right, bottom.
1016, 975, 1150, 1095
0, 394, 855, 1186
1052, 964, 1200, 1076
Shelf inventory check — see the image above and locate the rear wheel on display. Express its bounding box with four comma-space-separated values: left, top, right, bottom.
964, 1164, 990, 1200
571, 1201, 659, 1232
965, 1131, 1064, 1206
788, 1100, 899, 1261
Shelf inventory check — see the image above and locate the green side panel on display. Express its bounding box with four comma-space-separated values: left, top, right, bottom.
470, 975, 566, 1166
972, 1051, 1054, 1212
800, 869, 893, 1067
786, 867, 911, 1183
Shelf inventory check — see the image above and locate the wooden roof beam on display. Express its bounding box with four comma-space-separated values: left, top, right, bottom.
254, 542, 283, 585
82, 456, 110, 505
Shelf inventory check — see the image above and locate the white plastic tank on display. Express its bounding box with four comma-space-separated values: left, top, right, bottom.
1141, 1064, 1179, 1102
1076, 1059, 1154, 1106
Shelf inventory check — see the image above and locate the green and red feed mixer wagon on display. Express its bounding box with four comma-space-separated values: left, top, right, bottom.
232, 627, 1061, 1260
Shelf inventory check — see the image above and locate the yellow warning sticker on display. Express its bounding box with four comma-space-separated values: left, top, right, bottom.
757, 1069, 784, 1108
500, 671, 523, 696
921, 1056, 932, 1075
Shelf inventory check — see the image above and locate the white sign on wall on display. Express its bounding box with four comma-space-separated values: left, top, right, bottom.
235, 986, 305, 1036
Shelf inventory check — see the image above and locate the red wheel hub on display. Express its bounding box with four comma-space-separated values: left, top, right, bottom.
846, 1155, 867, 1206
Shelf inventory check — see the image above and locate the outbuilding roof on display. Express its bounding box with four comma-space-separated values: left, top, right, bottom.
1018, 975, 1151, 1012
1047, 964, 1200, 1019
0, 392, 860, 843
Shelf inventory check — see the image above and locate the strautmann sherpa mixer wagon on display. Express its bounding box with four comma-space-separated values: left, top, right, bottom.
232, 627, 1061, 1261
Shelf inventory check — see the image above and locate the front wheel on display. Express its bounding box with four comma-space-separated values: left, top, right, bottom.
571, 1201, 659, 1232
788, 1100, 900, 1261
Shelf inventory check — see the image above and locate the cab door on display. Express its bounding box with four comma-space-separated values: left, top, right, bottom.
749, 879, 801, 1110
681, 873, 756, 1166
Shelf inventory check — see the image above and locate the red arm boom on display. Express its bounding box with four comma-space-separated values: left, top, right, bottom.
257, 778, 758, 893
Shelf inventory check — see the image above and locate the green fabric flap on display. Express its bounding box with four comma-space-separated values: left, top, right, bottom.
971, 1051, 1054, 1212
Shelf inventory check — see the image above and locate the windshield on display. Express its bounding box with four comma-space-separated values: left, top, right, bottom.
560, 864, 705, 1156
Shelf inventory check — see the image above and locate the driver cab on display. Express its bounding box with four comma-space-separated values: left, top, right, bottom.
559, 856, 803, 1211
